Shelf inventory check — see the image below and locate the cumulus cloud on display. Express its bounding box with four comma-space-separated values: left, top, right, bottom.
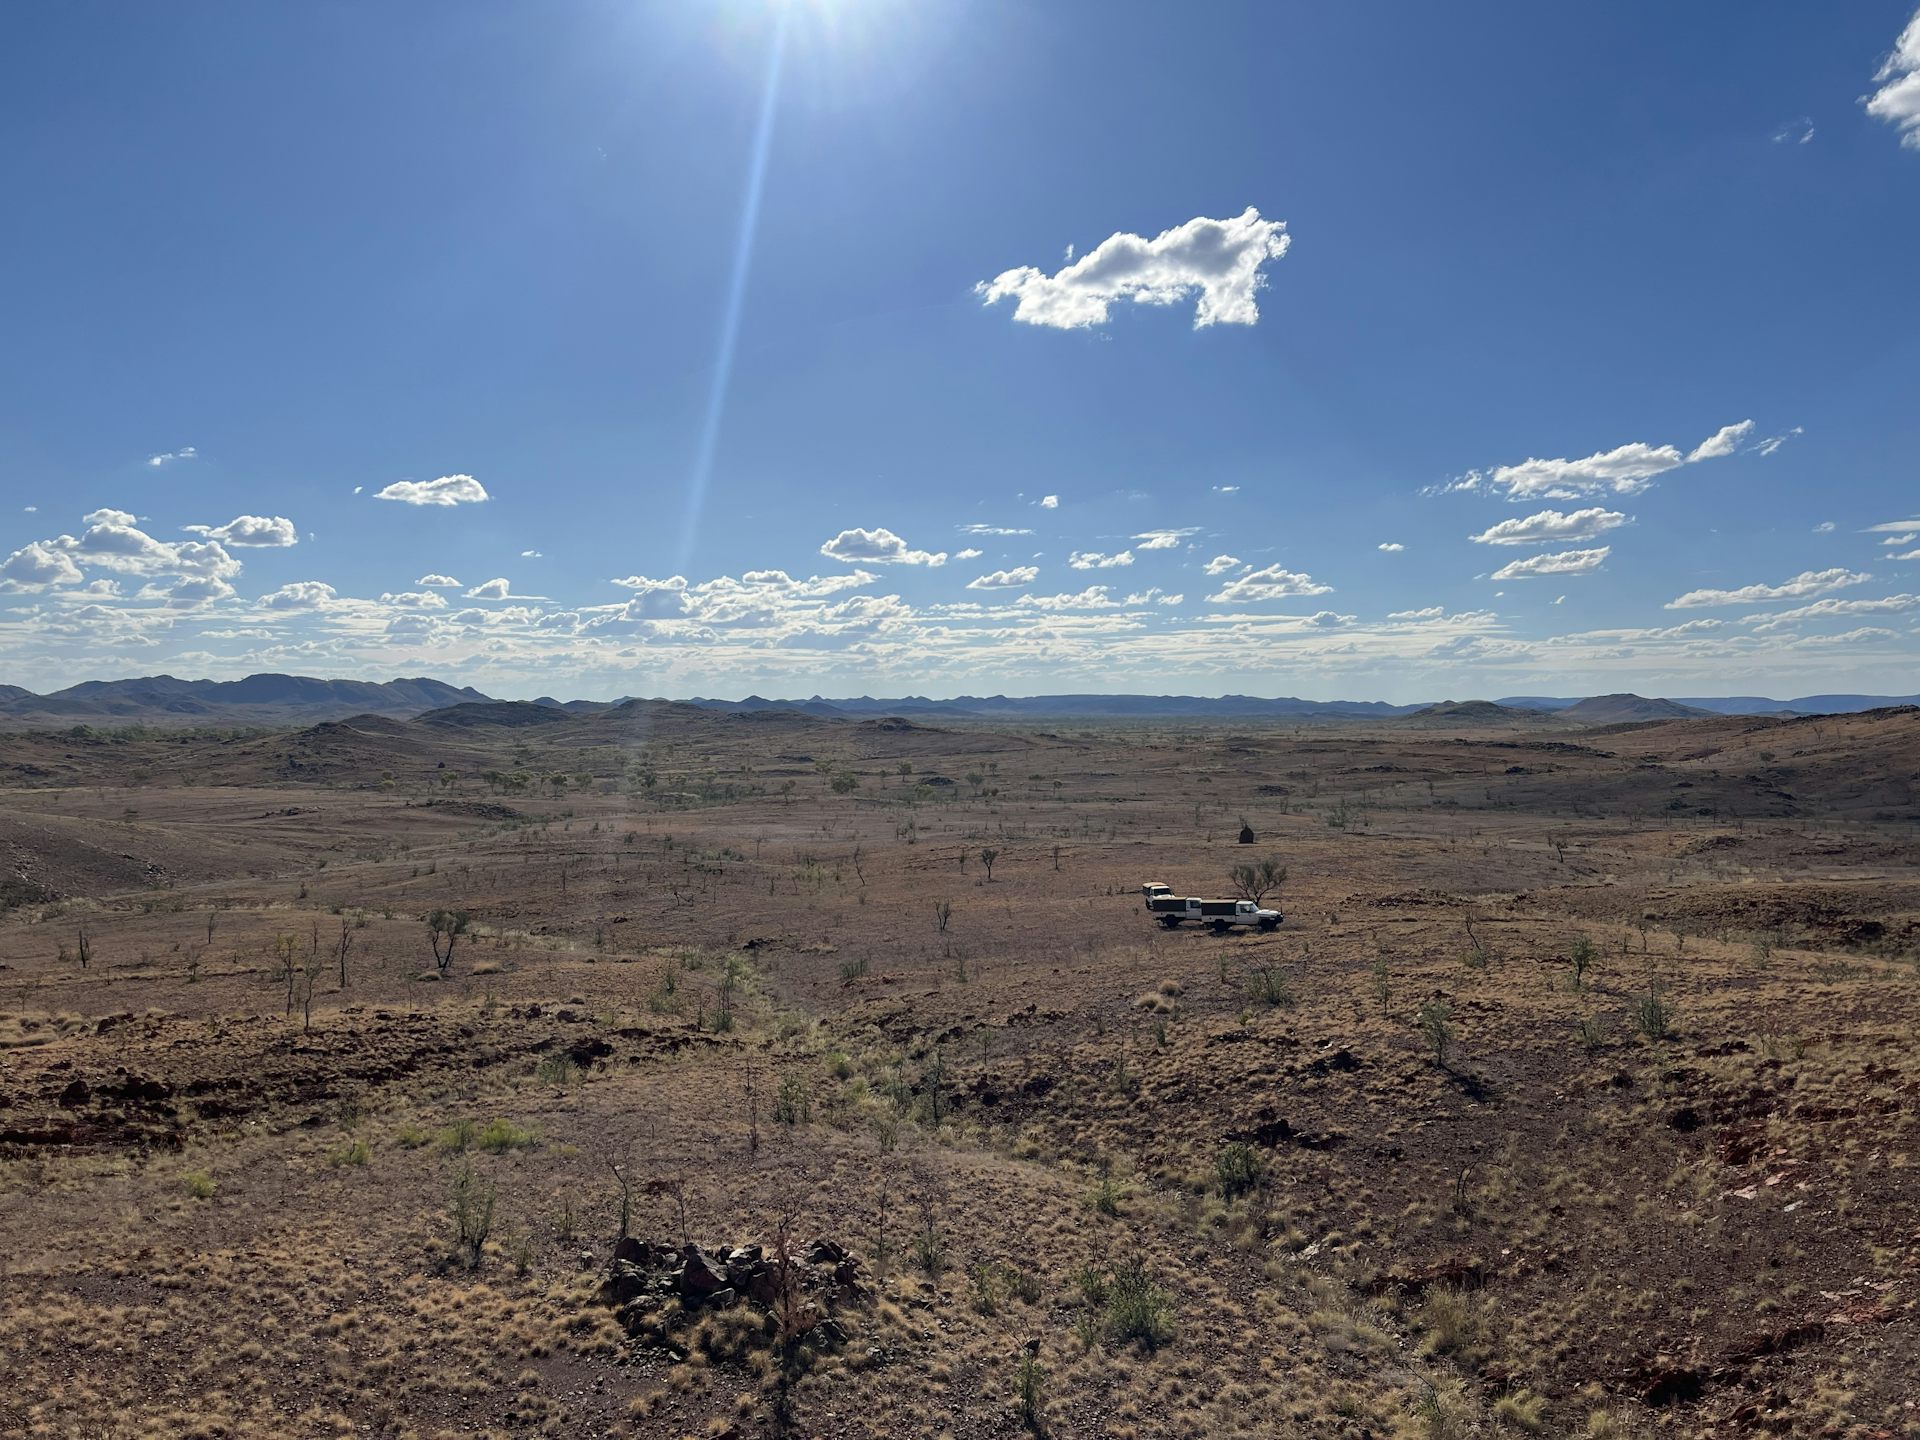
146, 446, 198, 467
1388, 606, 1444, 621
256, 581, 339, 611
1666, 567, 1871, 609
1882, 533, 1917, 546
520, 549, 543, 558
1746, 594, 1919, 631
464, 578, 521, 600
373, 474, 490, 506
1686, 420, 1755, 462
1017, 586, 1120, 610
1866, 7, 1920, 149
1123, 588, 1184, 606
53, 509, 242, 581
1491, 547, 1611, 580
416, 574, 462, 588
1451, 420, 1749, 502
1202, 554, 1243, 576
818, 527, 947, 566
1039, 495, 1059, 509
611, 575, 692, 619
1067, 550, 1133, 570
954, 548, 983, 560
976, 207, 1291, 329
1471, 507, 1629, 546
183, 514, 297, 547
1132, 528, 1197, 550
1377, 542, 1404, 553
1206, 564, 1332, 604
142, 575, 235, 607
966, 567, 1039, 590
0, 541, 85, 591
380, 590, 449, 609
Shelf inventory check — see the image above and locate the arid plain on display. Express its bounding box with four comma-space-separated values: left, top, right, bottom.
2, 699, 1917, 1439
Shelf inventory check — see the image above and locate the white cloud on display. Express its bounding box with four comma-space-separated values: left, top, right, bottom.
1202, 554, 1243, 576
1686, 420, 1755, 462
1206, 564, 1332, 604
1068, 550, 1133, 570
1377, 542, 1404, 553
256, 581, 338, 611
0, 541, 85, 591
380, 590, 449, 609
143, 575, 234, 607
1387, 606, 1443, 621
1212, 485, 1240, 494
183, 514, 297, 547
1865, 516, 1920, 533
1890, 548, 1920, 561
1464, 442, 1683, 500
954, 548, 983, 560
1751, 426, 1803, 457
1666, 567, 1871, 609
959, 524, 1032, 537
610, 574, 692, 619
416, 573, 462, 588
464, 578, 521, 600
1471, 507, 1629, 546
1491, 547, 1611, 580
1451, 420, 1751, 502
373, 474, 490, 507
51, 510, 242, 581
521, 549, 543, 558
1133, 528, 1197, 550
1813, 521, 1835, 534
976, 207, 1291, 330
1882, 533, 1917, 546
1866, 7, 1920, 149
967, 567, 1039, 590
1018, 586, 1120, 610
1123, 588, 1184, 606
1747, 594, 1919, 631
146, 446, 198, 467
1772, 117, 1815, 145
1039, 495, 1059, 509
818, 526, 947, 566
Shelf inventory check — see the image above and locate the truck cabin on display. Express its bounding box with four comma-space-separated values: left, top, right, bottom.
1141, 883, 1172, 901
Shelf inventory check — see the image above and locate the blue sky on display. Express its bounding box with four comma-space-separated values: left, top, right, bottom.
3, 0, 1919, 701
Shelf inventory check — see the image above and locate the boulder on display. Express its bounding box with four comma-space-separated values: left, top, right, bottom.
674, 1246, 730, 1302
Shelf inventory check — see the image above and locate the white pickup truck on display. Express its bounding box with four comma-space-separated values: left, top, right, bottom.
1141, 883, 1282, 933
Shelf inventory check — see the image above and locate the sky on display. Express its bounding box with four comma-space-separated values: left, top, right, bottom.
3, 1, 1919, 704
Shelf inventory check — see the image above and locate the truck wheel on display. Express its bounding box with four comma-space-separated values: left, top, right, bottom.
1159, 915, 1181, 929
1258, 918, 1278, 932
1211, 920, 1231, 935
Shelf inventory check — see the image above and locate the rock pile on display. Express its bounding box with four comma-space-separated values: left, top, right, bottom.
599, 1236, 867, 1355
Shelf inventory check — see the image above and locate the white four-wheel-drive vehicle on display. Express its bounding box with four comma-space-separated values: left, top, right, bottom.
1141, 883, 1282, 933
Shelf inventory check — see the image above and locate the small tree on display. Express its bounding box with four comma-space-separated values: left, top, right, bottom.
449, 1159, 496, 1269
1569, 934, 1597, 990
428, 909, 470, 974
335, 915, 355, 988
934, 901, 953, 933
1417, 1000, 1455, 1068
980, 847, 1000, 881
1228, 857, 1287, 906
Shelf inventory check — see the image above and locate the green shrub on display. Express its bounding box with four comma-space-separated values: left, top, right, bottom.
182, 1169, 216, 1199
1244, 966, 1293, 1007
438, 1118, 478, 1152
476, 1119, 537, 1153
1634, 985, 1674, 1042
773, 1074, 812, 1125
1101, 1258, 1175, 1349
1215, 1141, 1265, 1199
327, 1138, 372, 1168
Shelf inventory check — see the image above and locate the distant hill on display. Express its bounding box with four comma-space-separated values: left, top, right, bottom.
1399, 699, 1557, 726
1557, 693, 1716, 724
0, 673, 489, 725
